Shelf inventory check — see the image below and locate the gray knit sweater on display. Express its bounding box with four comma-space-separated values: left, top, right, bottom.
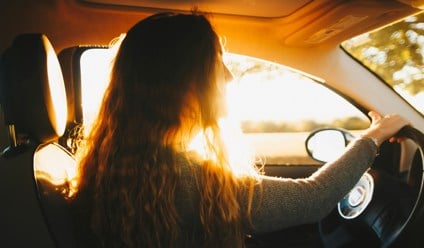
176, 137, 378, 233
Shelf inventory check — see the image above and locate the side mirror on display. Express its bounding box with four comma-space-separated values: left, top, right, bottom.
305, 128, 355, 163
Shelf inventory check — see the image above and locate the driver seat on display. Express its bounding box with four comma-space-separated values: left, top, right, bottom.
0, 33, 77, 247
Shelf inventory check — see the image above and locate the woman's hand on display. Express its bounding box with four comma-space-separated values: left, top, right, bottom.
361, 111, 410, 147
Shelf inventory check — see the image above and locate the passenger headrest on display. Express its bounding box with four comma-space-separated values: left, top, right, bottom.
0, 34, 67, 144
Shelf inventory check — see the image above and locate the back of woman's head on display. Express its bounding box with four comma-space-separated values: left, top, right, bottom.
72, 12, 251, 248
108, 12, 222, 146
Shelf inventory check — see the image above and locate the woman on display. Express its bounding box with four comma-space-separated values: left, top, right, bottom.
70, 12, 409, 247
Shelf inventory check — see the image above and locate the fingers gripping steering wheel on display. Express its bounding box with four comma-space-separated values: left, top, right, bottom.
319, 126, 424, 247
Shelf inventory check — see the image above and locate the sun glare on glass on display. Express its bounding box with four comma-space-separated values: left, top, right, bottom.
223, 53, 366, 125
80, 49, 363, 130
79, 48, 367, 167
80, 48, 114, 135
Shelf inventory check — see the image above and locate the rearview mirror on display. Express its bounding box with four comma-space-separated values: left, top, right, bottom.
305, 128, 355, 163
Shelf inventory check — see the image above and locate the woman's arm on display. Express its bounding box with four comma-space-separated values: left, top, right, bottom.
245, 137, 377, 233
245, 111, 409, 233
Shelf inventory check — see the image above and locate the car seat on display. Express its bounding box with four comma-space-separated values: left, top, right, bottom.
0, 33, 77, 248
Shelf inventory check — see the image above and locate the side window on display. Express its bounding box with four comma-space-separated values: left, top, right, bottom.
76, 48, 369, 166
80, 47, 114, 135
225, 54, 370, 165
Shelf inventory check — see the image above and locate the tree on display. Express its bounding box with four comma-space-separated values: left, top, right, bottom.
343, 13, 424, 97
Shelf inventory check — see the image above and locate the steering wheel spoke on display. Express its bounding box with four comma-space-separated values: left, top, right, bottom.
319, 126, 424, 247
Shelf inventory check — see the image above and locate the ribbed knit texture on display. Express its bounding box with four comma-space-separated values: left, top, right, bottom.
176, 137, 378, 233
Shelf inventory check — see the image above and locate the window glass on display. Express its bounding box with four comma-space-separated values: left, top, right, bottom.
224, 54, 368, 165
225, 54, 368, 133
342, 12, 424, 114
79, 49, 369, 165
80, 48, 114, 134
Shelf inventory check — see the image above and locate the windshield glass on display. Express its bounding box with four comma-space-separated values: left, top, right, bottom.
342, 11, 424, 114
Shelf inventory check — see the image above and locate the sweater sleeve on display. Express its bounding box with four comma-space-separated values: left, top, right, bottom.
245, 137, 378, 233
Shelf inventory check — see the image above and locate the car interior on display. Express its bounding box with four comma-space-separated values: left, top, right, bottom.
0, 33, 76, 247
1, 0, 424, 247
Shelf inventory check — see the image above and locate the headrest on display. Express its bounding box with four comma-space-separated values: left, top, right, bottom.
0, 34, 67, 143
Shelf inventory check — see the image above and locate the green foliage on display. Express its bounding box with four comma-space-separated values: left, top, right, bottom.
342, 13, 424, 96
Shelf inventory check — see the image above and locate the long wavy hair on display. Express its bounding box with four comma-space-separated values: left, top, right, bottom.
71, 12, 258, 247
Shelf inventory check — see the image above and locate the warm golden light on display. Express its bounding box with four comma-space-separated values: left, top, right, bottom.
34, 143, 76, 187
188, 118, 258, 177
45, 38, 67, 136
79, 35, 125, 136
80, 50, 366, 132
224, 53, 364, 124
79, 49, 368, 166
80, 48, 114, 135
218, 118, 259, 176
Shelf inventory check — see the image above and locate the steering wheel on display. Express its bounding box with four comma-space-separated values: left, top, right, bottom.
319, 126, 424, 247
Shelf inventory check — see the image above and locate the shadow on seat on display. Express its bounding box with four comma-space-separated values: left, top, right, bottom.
0, 33, 77, 248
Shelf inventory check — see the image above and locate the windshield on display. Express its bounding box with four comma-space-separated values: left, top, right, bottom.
342, 11, 424, 114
